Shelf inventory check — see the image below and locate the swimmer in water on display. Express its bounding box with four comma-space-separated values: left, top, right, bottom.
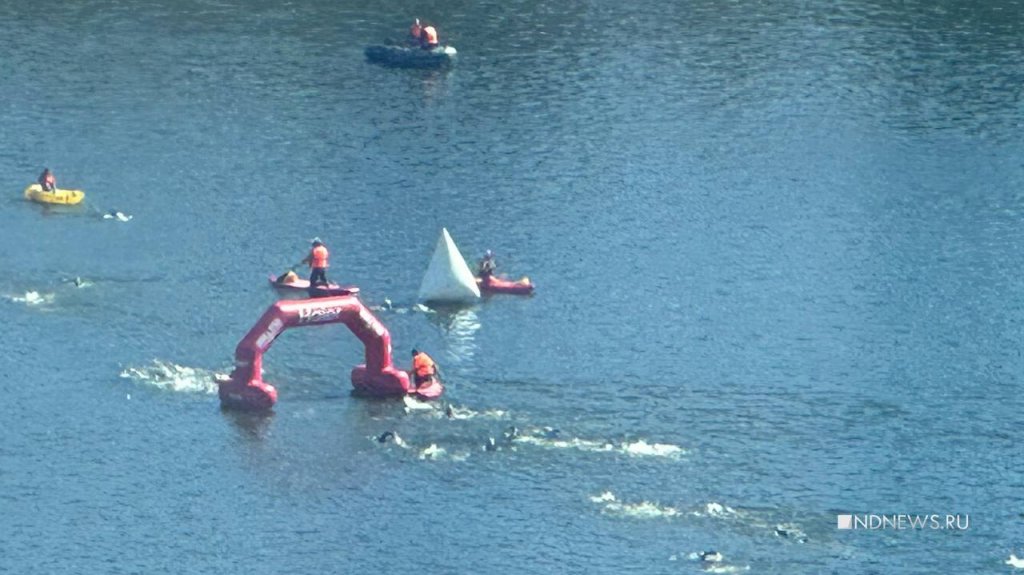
102, 210, 132, 221
699, 551, 723, 563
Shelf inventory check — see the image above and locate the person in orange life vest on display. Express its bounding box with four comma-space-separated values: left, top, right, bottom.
478, 250, 496, 280
411, 349, 440, 389
420, 25, 439, 50
409, 19, 423, 42
38, 168, 56, 192
301, 237, 330, 286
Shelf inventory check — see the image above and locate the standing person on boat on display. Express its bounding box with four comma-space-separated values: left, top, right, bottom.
409, 18, 423, 43
478, 250, 497, 279
411, 349, 440, 390
38, 168, 56, 192
420, 25, 439, 50
301, 237, 330, 287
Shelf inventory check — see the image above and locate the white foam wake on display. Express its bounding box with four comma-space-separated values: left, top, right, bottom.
403, 395, 437, 413
691, 502, 740, 519
7, 290, 55, 306
690, 502, 808, 542
621, 439, 686, 458
590, 491, 679, 519
119, 360, 219, 395
513, 432, 686, 459
102, 211, 132, 221
681, 552, 750, 573
402, 397, 508, 420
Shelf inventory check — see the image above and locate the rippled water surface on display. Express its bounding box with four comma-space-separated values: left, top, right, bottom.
3, 1, 1024, 573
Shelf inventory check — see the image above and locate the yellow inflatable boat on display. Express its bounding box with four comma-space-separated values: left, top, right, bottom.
24, 183, 85, 205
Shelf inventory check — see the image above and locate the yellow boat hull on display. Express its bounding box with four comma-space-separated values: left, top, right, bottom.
24, 183, 85, 205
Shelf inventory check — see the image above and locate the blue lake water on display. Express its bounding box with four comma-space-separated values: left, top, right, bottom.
3, 1, 1024, 573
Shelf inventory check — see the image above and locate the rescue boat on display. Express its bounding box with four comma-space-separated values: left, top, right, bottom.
268, 274, 359, 297
409, 376, 444, 399
24, 183, 85, 205
365, 44, 457, 68
477, 275, 535, 295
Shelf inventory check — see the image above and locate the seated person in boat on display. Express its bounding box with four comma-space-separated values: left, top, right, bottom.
300, 237, 331, 286
277, 270, 299, 285
420, 25, 439, 50
411, 349, 440, 389
38, 168, 56, 191
409, 18, 423, 43
478, 250, 496, 279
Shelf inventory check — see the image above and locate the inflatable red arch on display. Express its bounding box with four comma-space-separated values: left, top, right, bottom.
217, 295, 441, 410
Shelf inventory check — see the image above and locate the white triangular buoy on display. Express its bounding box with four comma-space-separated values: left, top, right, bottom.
417, 228, 481, 303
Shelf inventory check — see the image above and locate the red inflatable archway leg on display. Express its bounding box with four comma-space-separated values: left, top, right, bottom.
217, 295, 422, 411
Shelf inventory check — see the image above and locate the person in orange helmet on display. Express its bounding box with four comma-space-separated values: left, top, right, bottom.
301, 237, 330, 287
411, 349, 440, 390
